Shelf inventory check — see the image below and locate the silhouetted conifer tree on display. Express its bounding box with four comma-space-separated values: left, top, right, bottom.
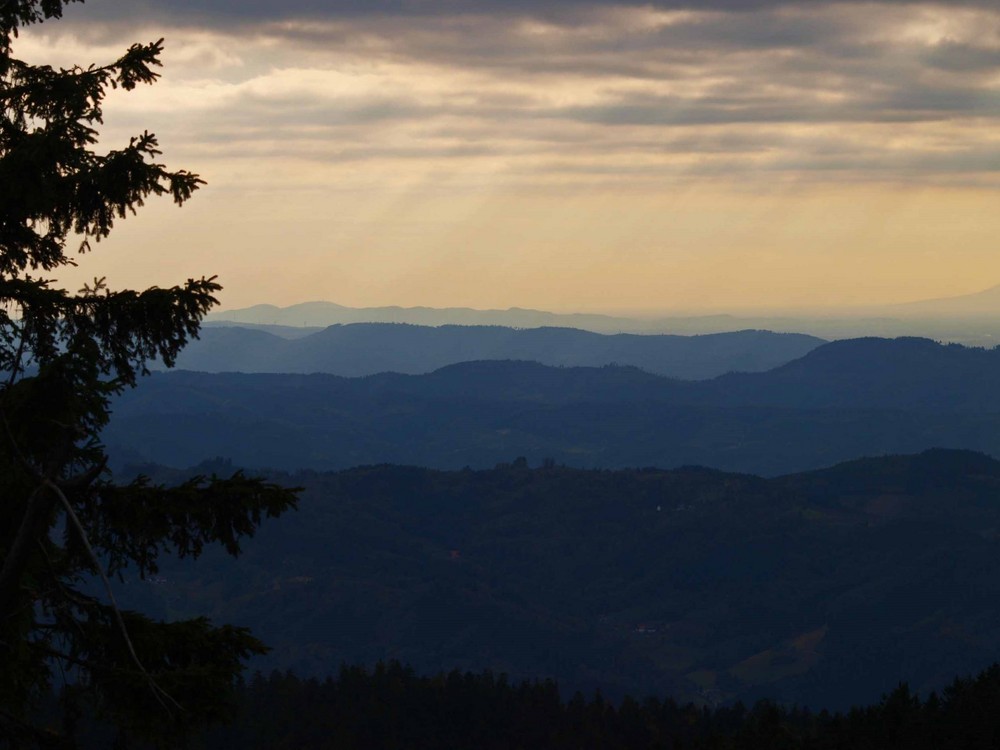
0, 2, 298, 746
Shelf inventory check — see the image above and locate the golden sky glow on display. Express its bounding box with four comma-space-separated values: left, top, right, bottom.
18, 0, 1000, 313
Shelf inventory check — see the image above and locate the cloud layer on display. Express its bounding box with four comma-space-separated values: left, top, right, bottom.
15, 0, 1000, 310
30, 0, 993, 190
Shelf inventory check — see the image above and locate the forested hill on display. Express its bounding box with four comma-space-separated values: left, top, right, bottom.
120, 449, 1000, 713
170, 323, 823, 380
108, 337, 1000, 474
706, 336, 1000, 410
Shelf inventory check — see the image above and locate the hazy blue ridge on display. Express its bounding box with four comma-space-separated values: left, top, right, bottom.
206, 298, 1000, 346
107, 336, 1000, 475
175, 323, 824, 380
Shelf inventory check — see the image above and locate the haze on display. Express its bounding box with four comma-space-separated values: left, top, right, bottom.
23, 0, 1000, 314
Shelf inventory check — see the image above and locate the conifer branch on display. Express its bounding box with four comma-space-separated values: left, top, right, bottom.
48, 477, 184, 717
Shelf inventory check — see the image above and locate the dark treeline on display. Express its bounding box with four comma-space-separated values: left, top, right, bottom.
62, 660, 1000, 749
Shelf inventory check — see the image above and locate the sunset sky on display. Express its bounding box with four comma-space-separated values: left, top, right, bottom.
18, 0, 1000, 313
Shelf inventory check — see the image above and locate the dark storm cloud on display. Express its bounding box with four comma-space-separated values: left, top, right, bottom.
923, 41, 1000, 72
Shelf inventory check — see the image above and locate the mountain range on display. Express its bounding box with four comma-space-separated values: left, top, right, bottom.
105, 337, 1000, 476
886, 283, 1000, 316
208, 301, 629, 331
207, 291, 1000, 346
171, 324, 822, 380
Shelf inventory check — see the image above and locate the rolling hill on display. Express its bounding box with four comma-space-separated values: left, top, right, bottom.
106, 337, 1000, 475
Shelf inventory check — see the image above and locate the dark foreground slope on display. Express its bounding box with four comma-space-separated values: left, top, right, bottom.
122, 449, 1000, 711
173, 323, 823, 380
108, 337, 1000, 475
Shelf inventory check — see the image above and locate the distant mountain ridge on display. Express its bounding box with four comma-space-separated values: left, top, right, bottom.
107, 336, 1000, 475
172, 323, 823, 380
208, 296, 1000, 346
208, 301, 628, 330
887, 283, 1000, 316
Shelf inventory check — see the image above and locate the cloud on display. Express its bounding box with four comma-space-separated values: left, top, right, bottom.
74, 0, 1000, 24
13, 0, 997, 190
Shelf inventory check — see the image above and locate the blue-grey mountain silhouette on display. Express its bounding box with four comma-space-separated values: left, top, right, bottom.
107, 337, 1000, 475
173, 323, 823, 380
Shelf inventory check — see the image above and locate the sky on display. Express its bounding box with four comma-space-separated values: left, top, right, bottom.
16, 0, 1000, 314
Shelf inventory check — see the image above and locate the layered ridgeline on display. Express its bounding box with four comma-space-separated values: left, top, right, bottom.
208, 293, 1000, 346
208, 301, 639, 330
179, 324, 822, 380
119, 449, 1000, 712
108, 337, 1000, 475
